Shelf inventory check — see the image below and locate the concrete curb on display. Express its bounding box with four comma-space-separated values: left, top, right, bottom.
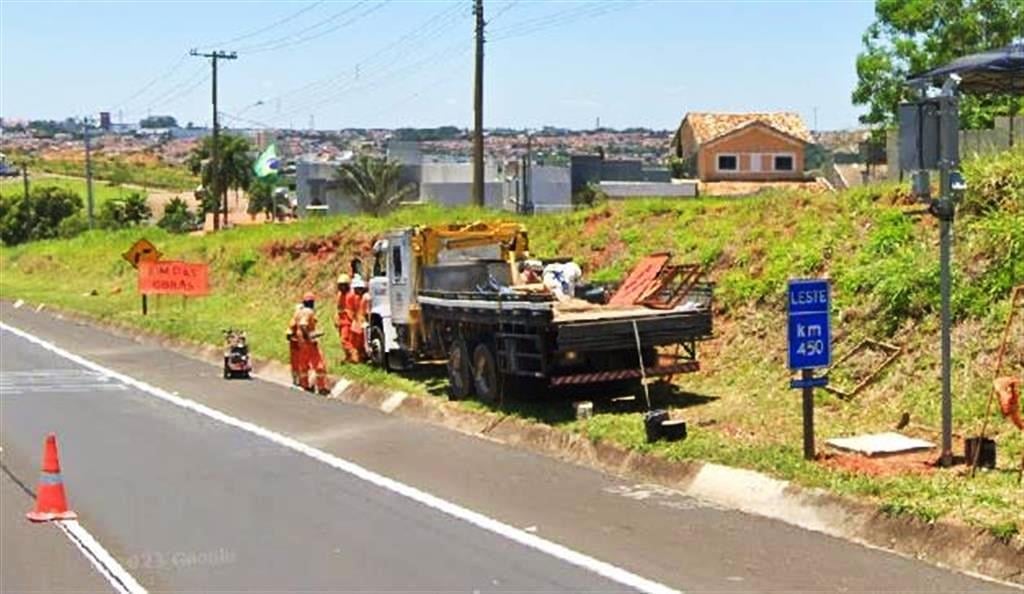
11, 301, 1024, 587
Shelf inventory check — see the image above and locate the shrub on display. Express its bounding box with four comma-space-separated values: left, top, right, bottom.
157, 197, 199, 234
99, 191, 152, 229
0, 186, 83, 245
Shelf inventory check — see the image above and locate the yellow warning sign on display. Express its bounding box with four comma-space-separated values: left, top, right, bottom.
122, 238, 162, 269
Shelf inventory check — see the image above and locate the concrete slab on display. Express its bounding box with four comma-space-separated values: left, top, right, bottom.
826, 432, 935, 457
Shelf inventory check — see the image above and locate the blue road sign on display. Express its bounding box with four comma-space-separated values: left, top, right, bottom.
787, 279, 831, 370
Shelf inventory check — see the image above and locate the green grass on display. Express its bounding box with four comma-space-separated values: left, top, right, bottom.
0, 175, 148, 209
2, 149, 1022, 535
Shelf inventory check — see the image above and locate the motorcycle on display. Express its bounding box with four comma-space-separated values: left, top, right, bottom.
223, 328, 253, 379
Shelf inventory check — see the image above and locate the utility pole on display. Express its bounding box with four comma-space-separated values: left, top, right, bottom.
190, 49, 237, 231
524, 132, 532, 214
471, 0, 485, 207
83, 118, 95, 229
21, 162, 29, 201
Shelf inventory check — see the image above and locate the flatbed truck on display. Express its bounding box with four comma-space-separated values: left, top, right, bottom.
366, 222, 713, 401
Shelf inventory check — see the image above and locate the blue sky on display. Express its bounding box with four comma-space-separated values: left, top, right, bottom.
1, 1, 876, 131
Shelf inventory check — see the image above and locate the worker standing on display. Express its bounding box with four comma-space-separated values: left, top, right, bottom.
335, 274, 353, 362
994, 376, 1023, 431
346, 276, 368, 363
286, 302, 303, 386
295, 292, 329, 394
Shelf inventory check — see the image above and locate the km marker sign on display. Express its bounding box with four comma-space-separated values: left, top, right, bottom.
786, 278, 832, 460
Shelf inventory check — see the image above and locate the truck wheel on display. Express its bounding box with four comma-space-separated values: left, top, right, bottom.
368, 325, 389, 371
447, 339, 472, 399
472, 343, 500, 405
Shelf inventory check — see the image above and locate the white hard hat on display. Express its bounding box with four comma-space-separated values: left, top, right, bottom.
351, 276, 367, 290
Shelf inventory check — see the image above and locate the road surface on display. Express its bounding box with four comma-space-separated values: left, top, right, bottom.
0, 303, 1016, 592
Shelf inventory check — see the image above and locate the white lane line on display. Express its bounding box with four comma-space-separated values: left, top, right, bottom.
1, 322, 682, 594
57, 520, 148, 594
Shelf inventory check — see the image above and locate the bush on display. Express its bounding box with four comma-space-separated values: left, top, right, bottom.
157, 197, 198, 234
0, 186, 83, 245
98, 191, 152, 229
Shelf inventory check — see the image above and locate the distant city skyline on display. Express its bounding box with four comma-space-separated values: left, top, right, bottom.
1, 1, 876, 131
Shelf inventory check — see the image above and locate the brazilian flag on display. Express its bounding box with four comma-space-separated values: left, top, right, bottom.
253, 143, 280, 178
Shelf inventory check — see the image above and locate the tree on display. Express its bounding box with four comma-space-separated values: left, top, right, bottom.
247, 177, 277, 220
157, 197, 199, 233
852, 0, 1024, 129
139, 115, 178, 129
98, 191, 151, 229
335, 155, 415, 216
0, 186, 83, 245
186, 134, 254, 230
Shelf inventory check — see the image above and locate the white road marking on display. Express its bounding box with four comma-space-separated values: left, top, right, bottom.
1, 322, 681, 594
0, 369, 129, 395
58, 520, 148, 594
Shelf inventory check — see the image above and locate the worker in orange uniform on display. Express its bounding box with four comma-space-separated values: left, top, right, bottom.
345, 276, 367, 363
295, 292, 329, 394
286, 302, 303, 386
334, 274, 353, 362
994, 376, 1023, 430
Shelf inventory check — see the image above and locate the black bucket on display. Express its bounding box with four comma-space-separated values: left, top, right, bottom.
660, 419, 687, 442
964, 437, 997, 469
644, 409, 669, 443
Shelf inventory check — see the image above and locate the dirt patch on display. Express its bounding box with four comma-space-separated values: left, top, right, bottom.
821, 451, 937, 477
264, 232, 375, 262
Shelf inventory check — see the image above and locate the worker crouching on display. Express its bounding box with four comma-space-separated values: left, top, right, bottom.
294, 292, 329, 394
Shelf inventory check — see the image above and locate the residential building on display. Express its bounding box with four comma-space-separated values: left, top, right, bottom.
669, 112, 812, 182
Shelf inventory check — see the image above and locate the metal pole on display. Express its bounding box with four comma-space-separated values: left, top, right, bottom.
471, 0, 485, 207
84, 119, 95, 229
802, 369, 815, 460
939, 188, 954, 467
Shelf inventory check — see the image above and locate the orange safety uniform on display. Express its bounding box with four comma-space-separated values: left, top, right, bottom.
344, 291, 365, 363
994, 376, 1023, 431
295, 305, 328, 393
336, 289, 354, 361
287, 305, 303, 386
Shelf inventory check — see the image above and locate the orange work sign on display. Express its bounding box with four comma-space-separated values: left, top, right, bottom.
122, 238, 162, 269
138, 261, 210, 296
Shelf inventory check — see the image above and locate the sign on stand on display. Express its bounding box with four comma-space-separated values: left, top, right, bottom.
123, 238, 163, 315
787, 279, 832, 460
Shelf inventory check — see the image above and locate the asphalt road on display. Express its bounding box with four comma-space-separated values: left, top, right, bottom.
0, 303, 1017, 593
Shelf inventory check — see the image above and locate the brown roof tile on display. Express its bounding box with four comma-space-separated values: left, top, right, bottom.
684, 112, 812, 145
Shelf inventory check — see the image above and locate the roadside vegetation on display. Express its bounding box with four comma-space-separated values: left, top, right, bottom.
1, 148, 1021, 536
25, 156, 198, 191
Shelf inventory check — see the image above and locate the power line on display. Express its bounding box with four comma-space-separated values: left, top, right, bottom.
197, 1, 326, 50
109, 52, 190, 113
489, 1, 641, 42
235, 1, 387, 54
245, 2, 471, 123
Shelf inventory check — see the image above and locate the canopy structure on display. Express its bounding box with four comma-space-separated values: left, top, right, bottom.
908, 42, 1024, 95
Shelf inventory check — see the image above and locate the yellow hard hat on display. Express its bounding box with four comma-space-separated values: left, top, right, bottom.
337, 273, 351, 285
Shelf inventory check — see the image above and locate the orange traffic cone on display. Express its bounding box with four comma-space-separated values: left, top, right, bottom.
26, 433, 77, 522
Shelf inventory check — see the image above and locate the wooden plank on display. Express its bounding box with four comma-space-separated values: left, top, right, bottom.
608, 252, 671, 306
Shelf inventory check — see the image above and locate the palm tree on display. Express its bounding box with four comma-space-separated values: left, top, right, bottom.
336, 155, 415, 216
186, 133, 254, 230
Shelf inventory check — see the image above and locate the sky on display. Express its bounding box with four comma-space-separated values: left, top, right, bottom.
0, 1, 877, 131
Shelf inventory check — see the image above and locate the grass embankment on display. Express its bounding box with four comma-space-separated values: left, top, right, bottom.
2, 149, 1022, 537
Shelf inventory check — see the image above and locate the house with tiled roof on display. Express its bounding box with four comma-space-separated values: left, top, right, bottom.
669, 112, 812, 182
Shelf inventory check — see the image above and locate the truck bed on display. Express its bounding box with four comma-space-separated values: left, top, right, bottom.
417, 285, 714, 351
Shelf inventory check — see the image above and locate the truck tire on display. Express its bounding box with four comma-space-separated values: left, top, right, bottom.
472, 342, 500, 405
447, 339, 473, 400
368, 325, 389, 371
